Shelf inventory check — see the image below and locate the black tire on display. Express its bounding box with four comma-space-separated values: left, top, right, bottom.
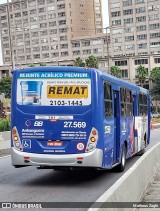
117, 145, 126, 172
136, 148, 145, 156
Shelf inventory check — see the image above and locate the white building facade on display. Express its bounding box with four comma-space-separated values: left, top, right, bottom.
0, 0, 103, 67
109, 0, 160, 86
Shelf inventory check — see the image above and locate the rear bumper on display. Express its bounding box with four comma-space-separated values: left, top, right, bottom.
11, 147, 103, 168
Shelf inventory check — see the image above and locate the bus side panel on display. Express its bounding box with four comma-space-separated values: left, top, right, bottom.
135, 116, 148, 152
147, 96, 151, 145
120, 117, 135, 158
102, 118, 114, 169
102, 81, 119, 169
91, 73, 104, 167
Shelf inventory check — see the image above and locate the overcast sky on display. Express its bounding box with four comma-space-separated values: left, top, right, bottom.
0, 0, 109, 65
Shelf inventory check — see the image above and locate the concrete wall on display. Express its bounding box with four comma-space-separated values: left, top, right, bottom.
0, 131, 10, 155
89, 142, 160, 211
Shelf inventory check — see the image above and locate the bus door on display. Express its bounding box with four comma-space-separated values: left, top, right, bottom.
103, 82, 120, 167
133, 94, 138, 153
113, 89, 120, 164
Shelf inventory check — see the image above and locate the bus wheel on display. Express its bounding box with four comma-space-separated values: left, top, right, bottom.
117, 145, 126, 172
137, 148, 145, 156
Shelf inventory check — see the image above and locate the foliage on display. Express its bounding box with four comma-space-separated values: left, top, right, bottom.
85, 55, 98, 69
135, 65, 148, 86
28, 64, 35, 67
74, 57, 85, 67
0, 77, 12, 98
150, 67, 160, 100
110, 65, 122, 78
74, 55, 99, 68
0, 118, 10, 132
40, 62, 46, 66
150, 67, 160, 80
152, 118, 160, 124
157, 107, 160, 113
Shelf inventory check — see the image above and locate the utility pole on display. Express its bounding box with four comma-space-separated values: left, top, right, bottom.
106, 27, 110, 73
7, 0, 15, 70
104, 26, 126, 74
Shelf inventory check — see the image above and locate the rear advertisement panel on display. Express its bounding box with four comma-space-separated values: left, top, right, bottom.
17, 72, 91, 106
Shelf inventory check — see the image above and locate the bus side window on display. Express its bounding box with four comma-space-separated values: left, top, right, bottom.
138, 93, 147, 116
120, 88, 132, 116
120, 88, 126, 116
126, 90, 133, 116
143, 95, 148, 115
104, 82, 113, 118
121, 103, 126, 116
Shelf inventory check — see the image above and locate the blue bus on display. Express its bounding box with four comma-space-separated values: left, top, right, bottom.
11, 67, 150, 171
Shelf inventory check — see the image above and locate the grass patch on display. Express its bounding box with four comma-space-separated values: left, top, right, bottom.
0, 118, 10, 132
152, 118, 160, 124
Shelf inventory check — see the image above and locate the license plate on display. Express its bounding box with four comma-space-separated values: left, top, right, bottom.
47, 141, 62, 146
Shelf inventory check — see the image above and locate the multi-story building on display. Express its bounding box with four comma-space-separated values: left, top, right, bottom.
0, 33, 110, 79
71, 34, 109, 69
109, 0, 160, 85
1, 0, 160, 87
0, 65, 10, 79
0, 0, 103, 67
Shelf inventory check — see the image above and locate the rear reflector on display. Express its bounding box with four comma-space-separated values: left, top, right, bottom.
77, 157, 83, 160
24, 156, 30, 160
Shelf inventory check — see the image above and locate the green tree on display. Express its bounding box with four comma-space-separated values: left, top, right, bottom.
0, 118, 10, 131
150, 67, 160, 79
40, 62, 46, 66
110, 65, 122, 78
29, 64, 35, 67
135, 65, 148, 87
150, 67, 160, 100
74, 57, 85, 67
85, 55, 98, 68
0, 77, 12, 98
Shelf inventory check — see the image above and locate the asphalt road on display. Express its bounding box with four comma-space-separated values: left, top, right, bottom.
0, 129, 160, 210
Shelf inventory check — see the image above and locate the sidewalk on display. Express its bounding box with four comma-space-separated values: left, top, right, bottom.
136, 167, 160, 211
136, 123, 160, 211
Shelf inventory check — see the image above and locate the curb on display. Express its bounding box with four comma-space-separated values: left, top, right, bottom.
88, 142, 160, 211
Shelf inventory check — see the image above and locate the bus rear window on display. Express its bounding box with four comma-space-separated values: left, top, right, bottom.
16, 71, 91, 106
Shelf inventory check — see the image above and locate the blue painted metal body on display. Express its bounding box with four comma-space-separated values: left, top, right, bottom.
11, 66, 150, 169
